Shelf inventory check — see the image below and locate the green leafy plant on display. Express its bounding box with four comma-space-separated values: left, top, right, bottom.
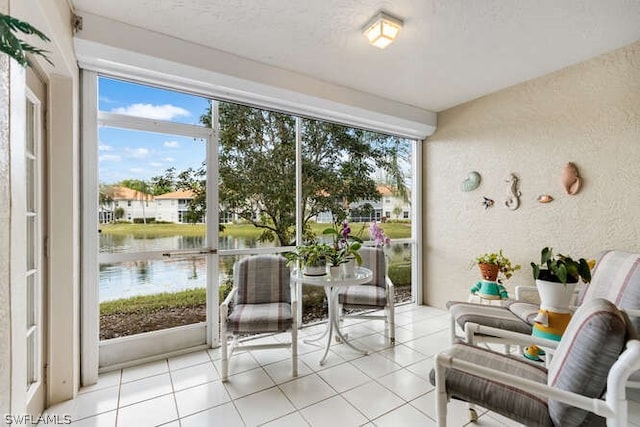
473, 250, 520, 280
531, 247, 591, 284
322, 220, 363, 266
0, 13, 52, 67
285, 243, 330, 268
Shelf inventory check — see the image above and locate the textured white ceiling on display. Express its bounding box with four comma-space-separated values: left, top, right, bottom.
71, 0, 640, 112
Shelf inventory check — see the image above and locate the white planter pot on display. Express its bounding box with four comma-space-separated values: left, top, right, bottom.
342, 258, 356, 278
329, 265, 342, 279
535, 279, 576, 313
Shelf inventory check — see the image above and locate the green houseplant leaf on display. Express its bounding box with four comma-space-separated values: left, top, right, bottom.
0, 13, 52, 67
531, 247, 591, 285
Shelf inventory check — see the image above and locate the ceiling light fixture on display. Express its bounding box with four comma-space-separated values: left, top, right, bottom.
362, 11, 404, 49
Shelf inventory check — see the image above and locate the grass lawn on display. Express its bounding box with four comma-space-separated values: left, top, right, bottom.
99, 221, 411, 240
100, 288, 207, 315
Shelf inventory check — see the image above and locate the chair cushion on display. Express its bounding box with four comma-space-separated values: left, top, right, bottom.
234, 255, 290, 304
359, 247, 386, 289
429, 342, 552, 427
227, 302, 292, 333
576, 250, 640, 332
547, 298, 627, 427
506, 301, 540, 325
338, 284, 387, 307
447, 301, 533, 335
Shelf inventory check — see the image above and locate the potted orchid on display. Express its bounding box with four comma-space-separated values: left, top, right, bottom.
322, 220, 363, 277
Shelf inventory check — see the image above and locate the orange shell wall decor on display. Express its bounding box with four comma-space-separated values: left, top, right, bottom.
561, 162, 582, 195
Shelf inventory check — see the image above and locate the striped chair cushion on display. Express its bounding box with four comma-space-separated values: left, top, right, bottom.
338, 284, 387, 307
234, 255, 290, 305
359, 246, 386, 288
227, 302, 292, 333
429, 342, 552, 427
575, 250, 640, 331
447, 301, 533, 335
547, 298, 628, 427
507, 301, 540, 325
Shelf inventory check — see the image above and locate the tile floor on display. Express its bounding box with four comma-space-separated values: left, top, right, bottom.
43, 303, 640, 426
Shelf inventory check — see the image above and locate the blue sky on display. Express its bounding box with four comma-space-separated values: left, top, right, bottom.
98, 77, 209, 184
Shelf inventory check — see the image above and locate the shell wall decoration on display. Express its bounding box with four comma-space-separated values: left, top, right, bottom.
461, 171, 481, 192
561, 162, 582, 195
537, 194, 554, 203
504, 173, 521, 210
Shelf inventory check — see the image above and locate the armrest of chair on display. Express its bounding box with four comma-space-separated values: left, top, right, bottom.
515, 285, 539, 301
386, 276, 395, 297
434, 351, 616, 420
464, 322, 560, 350
220, 287, 238, 328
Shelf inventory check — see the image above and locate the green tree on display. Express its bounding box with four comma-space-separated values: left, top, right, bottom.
149, 167, 177, 195
192, 102, 408, 246
118, 179, 152, 224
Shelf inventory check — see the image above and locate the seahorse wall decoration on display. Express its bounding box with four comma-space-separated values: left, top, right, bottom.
504, 173, 521, 210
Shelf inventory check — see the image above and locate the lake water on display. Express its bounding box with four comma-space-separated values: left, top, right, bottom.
99, 234, 277, 302
99, 233, 410, 302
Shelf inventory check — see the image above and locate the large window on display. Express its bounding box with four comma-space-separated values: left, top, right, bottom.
85, 74, 418, 369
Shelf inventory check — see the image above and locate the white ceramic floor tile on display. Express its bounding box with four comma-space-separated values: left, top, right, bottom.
328, 341, 368, 361
340, 323, 377, 340
121, 359, 168, 383
261, 411, 311, 427
233, 386, 296, 426
342, 381, 404, 419
167, 350, 211, 371
213, 351, 260, 376
249, 347, 293, 367
350, 333, 393, 353
410, 391, 487, 425
409, 315, 451, 335
44, 386, 119, 421
404, 330, 451, 357
279, 373, 336, 409
69, 410, 116, 426
317, 362, 371, 393
300, 395, 367, 427
174, 380, 231, 418
116, 394, 178, 427
77, 370, 121, 395
223, 367, 275, 399
263, 358, 312, 384
372, 403, 436, 427
299, 349, 346, 371
207, 347, 221, 361
180, 402, 244, 427
170, 361, 218, 391
377, 344, 428, 367
484, 411, 527, 426
350, 352, 402, 378
118, 373, 173, 407
376, 368, 433, 401
405, 357, 435, 381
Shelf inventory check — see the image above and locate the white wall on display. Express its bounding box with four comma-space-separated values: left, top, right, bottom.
423, 41, 640, 308
2, 0, 80, 410
0, 0, 12, 413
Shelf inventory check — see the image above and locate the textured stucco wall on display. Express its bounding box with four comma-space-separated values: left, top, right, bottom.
0, 0, 11, 413
423, 41, 640, 308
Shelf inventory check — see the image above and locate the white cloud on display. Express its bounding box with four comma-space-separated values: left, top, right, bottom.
150, 162, 163, 167
111, 103, 190, 120
164, 157, 176, 163
163, 141, 180, 148
98, 144, 113, 151
125, 147, 151, 158
99, 154, 121, 162
129, 167, 144, 174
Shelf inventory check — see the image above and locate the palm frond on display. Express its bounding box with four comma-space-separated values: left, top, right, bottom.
0, 13, 52, 67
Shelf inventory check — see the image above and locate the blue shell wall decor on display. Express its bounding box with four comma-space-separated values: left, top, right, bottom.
461, 171, 481, 192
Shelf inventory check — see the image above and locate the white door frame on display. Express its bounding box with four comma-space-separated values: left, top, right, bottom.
81, 71, 220, 380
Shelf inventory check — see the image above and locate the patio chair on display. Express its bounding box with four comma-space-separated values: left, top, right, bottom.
220, 255, 298, 381
447, 250, 640, 348
431, 298, 640, 427
337, 246, 395, 344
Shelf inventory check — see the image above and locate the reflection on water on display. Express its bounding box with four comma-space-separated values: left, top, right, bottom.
99, 234, 275, 302
98, 233, 410, 303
